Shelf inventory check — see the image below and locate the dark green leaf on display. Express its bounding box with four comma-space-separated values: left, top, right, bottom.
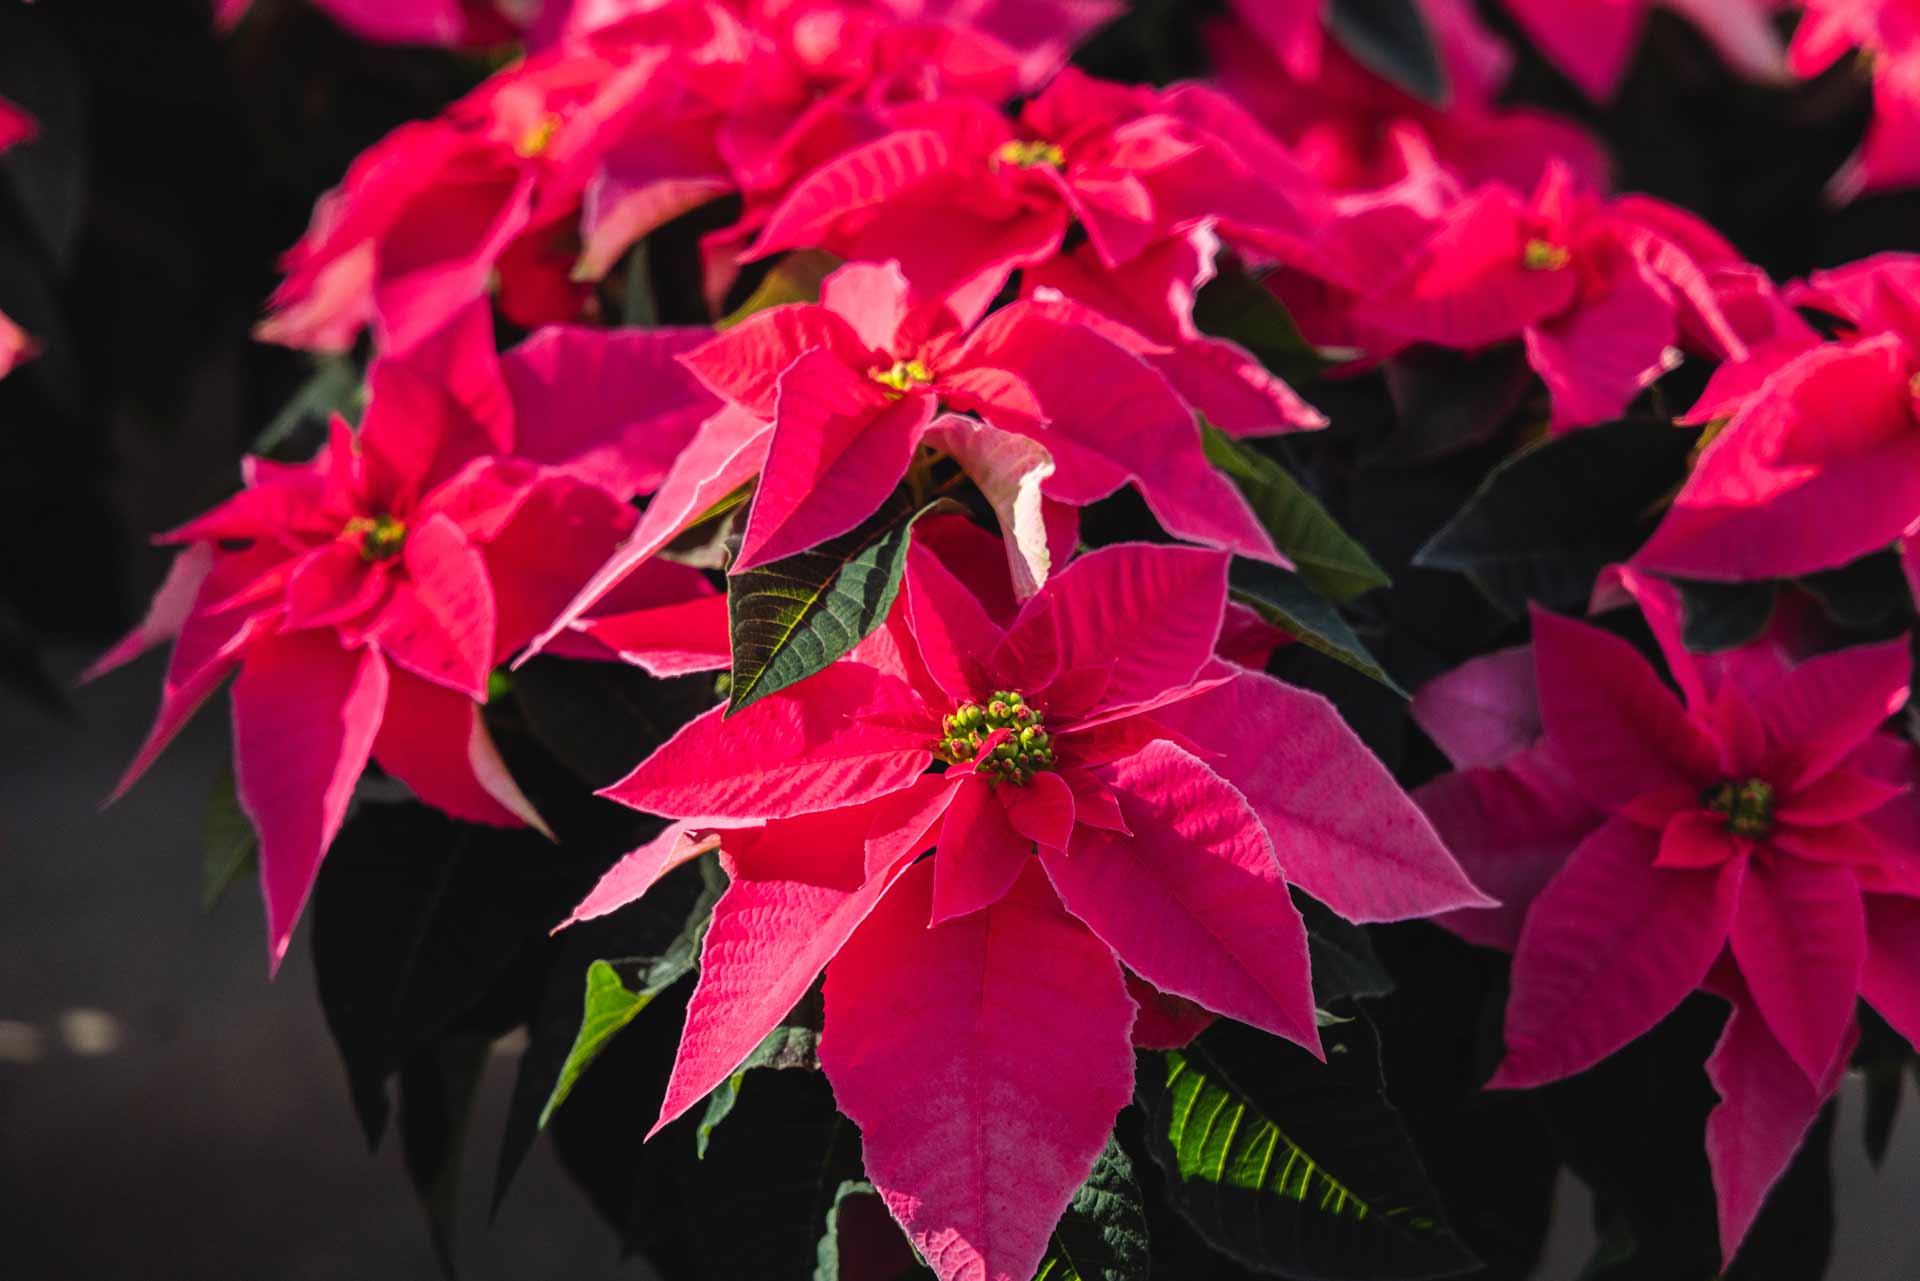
253, 354, 362, 456
622, 239, 657, 327
1325, 0, 1448, 106
540, 860, 723, 1128
1799, 550, 1911, 630
727, 496, 956, 713
697, 1020, 821, 1158
1299, 892, 1394, 1005
1138, 1017, 1477, 1280
719, 249, 838, 329
1230, 559, 1404, 694
814, 1181, 929, 1281
1035, 1133, 1151, 1281
491, 856, 714, 1214
201, 766, 258, 912
398, 1031, 490, 1278
1672, 577, 1777, 653
689, 1065, 870, 1280
0, 587, 66, 715
311, 803, 604, 1145
1575, 1216, 1637, 1281
1192, 260, 1352, 386
1414, 422, 1699, 616
1376, 346, 1537, 465
1204, 425, 1390, 603
1864, 1060, 1905, 1169
513, 657, 719, 788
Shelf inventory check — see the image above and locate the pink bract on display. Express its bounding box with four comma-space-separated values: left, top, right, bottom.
1353, 161, 1749, 429
566, 530, 1486, 1281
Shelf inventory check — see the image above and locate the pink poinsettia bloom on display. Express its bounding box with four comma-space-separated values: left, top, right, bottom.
1791, 0, 1920, 200
1637, 254, 1920, 585
1414, 568, 1920, 1264
576, 0, 1081, 294
91, 312, 718, 967
1209, 0, 1610, 198
746, 69, 1326, 323
259, 32, 685, 353
563, 529, 1487, 1281
1499, 0, 1788, 102
1352, 161, 1749, 429
674, 258, 1281, 571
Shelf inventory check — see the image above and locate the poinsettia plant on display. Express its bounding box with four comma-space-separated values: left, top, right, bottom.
16, 0, 1920, 1278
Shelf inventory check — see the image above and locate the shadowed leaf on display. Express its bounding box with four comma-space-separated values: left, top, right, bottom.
1205, 423, 1390, 603
726, 495, 956, 714
1137, 1016, 1476, 1280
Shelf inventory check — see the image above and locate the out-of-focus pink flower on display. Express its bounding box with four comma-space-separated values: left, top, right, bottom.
259, 35, 689, 353
1794, 0, 1920, 199
1501, 0, 1789, 102
1353, 162, 1749, 429
1416, 568, 1920, 1266
746, 70, 1328, 322
0, 94, 39, 378
1211, 0, 1611, 198
563, 533, 1484, 1281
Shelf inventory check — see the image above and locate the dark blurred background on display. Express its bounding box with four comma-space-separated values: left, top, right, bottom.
4, 2, 1920, 1277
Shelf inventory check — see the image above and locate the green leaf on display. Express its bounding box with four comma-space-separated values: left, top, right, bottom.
1034, 1133, 1150, 1281
1137, 1017, 1477, 1281
1326, 0, 1449, 106
1671, 577, 1777, 654
1376, 345, 1538, 464
815, 1180, 880, 1281
696, 1021, 821, 1158
719, 249, 839, 329
1229, 559, 1404, 694
538, 863, 721, 1128
1191, 260, 1352, 386
814, 1180, 930, 1281
1299, 892, 1394, 1005
202, 766, 258, 912
253, 354, 362, 456
1414, 422, 1699, 616
621, 239, 657, 327
398, 1031, 490, 1278
726, 495, 956, 714
1203, 424, 1390, 603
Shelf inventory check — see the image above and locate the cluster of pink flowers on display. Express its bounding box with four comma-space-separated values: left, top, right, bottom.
82, 1, 1920, 1277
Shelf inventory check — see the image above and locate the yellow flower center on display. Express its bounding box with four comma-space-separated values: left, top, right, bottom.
1523, 238, 1571, 272
344, 514, 407, 563
1703, 777, 1775, 840
515, 113, 562, 159
937, 690, 1053, 785
871, 358, 934, 394
995, 139, 1066, 170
